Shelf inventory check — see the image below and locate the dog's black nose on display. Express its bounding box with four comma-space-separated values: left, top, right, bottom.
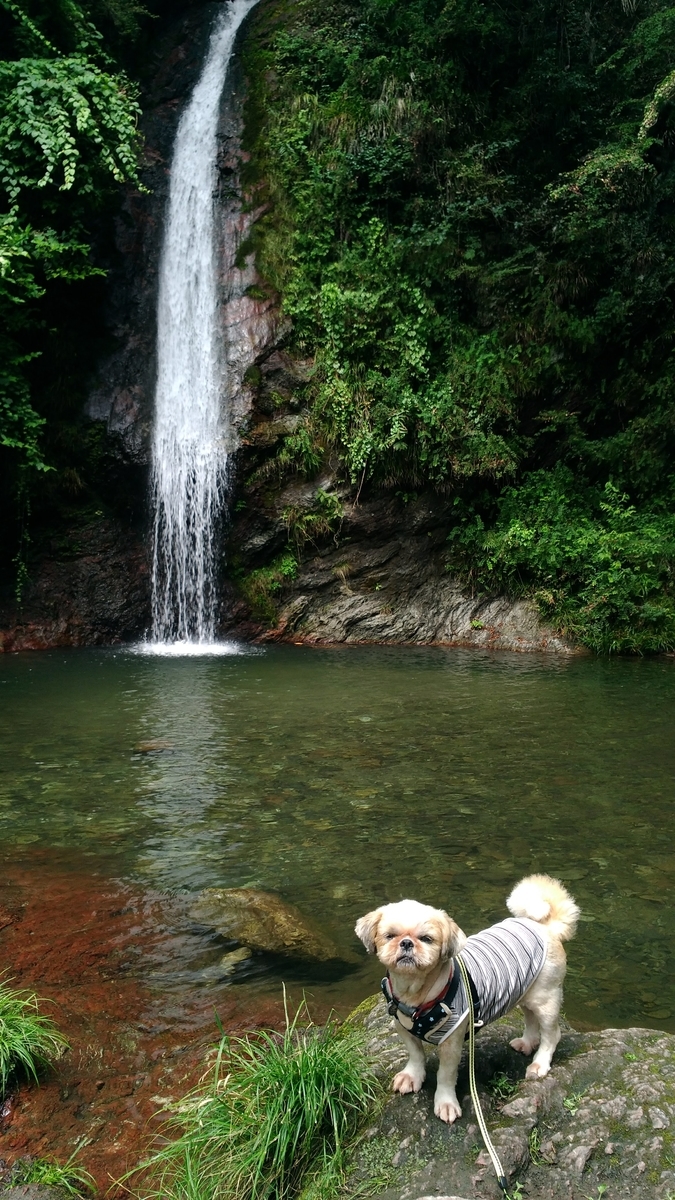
400, 937, 414, 951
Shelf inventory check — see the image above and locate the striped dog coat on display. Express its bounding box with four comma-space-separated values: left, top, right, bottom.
383, 917, 547, 1046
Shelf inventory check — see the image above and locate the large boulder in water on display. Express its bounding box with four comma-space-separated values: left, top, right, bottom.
190, 888, 342, 962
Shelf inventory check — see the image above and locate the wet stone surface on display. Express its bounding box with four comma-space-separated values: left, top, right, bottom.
224, 487, 575, 653
350, 996, 675, 1199
0, 1189, 65, 1200
190, 886, 345, 962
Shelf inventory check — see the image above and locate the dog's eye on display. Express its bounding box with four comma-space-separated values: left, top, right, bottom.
385, 933, 396, 940
419, 935, 434, 944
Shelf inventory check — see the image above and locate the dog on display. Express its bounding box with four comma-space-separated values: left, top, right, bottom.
355, 874, 579, 1124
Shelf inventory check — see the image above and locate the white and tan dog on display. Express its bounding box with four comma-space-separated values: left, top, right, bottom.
355, 874, 579, 1124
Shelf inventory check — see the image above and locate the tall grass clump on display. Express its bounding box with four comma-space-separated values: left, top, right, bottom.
0, 975, 68, 1095
139, 997, 380, 1200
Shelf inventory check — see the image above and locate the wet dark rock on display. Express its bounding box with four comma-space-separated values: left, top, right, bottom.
348, 996, 675, 1199
0, 518, 148, 651
223, 488, 575, 653
190, 887, 343, 962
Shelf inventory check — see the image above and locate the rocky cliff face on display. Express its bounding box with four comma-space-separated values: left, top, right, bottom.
221, 482, 572, 653
0, 1, 282, 652
0, 1, 574, 654
0, 517, 149, 652
218, 339, 573, 651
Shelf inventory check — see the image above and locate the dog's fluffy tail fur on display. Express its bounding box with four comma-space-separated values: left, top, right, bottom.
506, 873, 579, 942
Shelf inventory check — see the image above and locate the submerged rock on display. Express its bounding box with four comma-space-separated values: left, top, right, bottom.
134, 739, 174, 754
190, 888, 342, 962
219, 945, 252, 972
348, 995, 675, 1199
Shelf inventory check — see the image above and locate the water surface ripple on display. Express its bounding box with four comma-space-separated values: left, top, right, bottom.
1, 646, 674, 1030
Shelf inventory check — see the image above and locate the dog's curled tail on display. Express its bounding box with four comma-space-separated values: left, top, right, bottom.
506, 873, 580, 941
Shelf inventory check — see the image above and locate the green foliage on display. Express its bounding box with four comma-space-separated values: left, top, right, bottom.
7, 1153, 94, 1197
0, 206, 102, 467
0, 0, 144, 470
251, 417, 325, 485
528, 1126, 545, 1166
448, 468, 675, 653
137, 998, 380, 1200
0, 974, 69, 1095
563, 1089, 587, 1116
486, 1070, 519, 1103
241, 551, 299, 623
242, 0, 675, 651
282, 489, 343, 551
506, 1184, 525, 1200
0, 54, 142, 198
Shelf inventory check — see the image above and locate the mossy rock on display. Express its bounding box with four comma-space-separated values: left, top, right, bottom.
345, 996, 675, 1199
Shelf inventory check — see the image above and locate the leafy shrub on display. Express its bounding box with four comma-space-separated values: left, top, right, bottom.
245, 0, 675, 492
448, 468, 675, 653
138, 1000, 380, 1200
282, 489, 344, 550
240, 551, 299, 623
0, 975, 68, 1095
486, 1070, 519, 1103
0, 0, 144, 470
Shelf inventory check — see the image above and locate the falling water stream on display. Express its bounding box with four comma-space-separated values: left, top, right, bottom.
150, 0, 257, 646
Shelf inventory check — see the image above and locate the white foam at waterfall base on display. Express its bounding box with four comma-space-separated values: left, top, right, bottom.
149, 0, 258, 647
132, 639, 256, 658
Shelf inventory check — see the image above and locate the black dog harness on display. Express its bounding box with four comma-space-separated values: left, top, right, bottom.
381, 962, 478, 1045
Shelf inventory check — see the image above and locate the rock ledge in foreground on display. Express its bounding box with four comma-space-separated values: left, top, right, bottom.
348, 995, 675, 1200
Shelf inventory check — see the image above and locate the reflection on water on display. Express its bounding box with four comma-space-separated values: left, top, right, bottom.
135, 660, 235, 887
1, 645, 674, 1030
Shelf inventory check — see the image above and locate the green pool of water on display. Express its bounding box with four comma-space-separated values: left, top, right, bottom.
1, 644, 674, 1030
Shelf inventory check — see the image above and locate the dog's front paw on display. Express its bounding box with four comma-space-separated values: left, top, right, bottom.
525, 1061, 550, 1080
392, 1069, 424, 1095
434, 1093, 462, 1124
510, 1036, 538, 1056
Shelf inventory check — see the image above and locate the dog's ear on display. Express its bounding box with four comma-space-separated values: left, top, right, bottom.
437, 911, 461, 959
355, 908, 383, 953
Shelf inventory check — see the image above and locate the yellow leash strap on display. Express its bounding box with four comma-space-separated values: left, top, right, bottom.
456, 954, 509, 1195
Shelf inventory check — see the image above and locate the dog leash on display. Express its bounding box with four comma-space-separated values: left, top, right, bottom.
456, 954, 509, 1196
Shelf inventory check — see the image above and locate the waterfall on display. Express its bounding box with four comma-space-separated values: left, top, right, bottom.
150, 0, 257, 646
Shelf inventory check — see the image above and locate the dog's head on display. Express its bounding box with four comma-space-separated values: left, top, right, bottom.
355, 899, 460, 977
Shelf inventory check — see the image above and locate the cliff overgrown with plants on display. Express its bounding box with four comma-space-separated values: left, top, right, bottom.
2, 0, 675, 653
242, 0, 675, 652
0, 0, 153, 593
